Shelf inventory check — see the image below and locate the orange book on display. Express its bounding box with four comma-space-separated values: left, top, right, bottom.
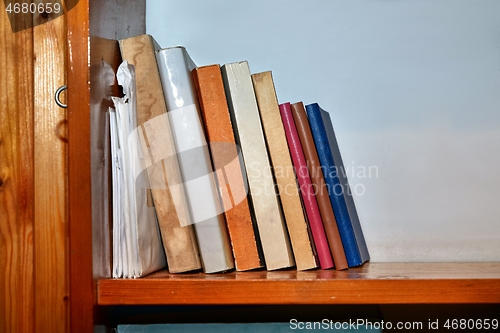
192, 65, 263, 271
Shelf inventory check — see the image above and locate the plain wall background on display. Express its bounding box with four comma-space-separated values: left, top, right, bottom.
146, 0, 500, 262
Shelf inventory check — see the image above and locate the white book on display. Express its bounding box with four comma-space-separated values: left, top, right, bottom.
119, 34, 202, 274
221, 61, 295, 270
110, 61, 167, 278
155, 47, 234, 273
110, 110, 120, 277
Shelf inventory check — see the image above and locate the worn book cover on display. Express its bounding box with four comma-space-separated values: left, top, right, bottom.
119, 35, 201, 273
221, 61, 294, 270
251, 71, 317, 271
192, 65, 263, 271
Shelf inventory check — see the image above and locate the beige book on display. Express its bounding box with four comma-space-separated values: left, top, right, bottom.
252, 71, 318, 271
221, 61, 294, 270
119, 34, 201, 273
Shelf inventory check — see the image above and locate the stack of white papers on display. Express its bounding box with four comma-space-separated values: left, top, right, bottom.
110, 61, 166, 278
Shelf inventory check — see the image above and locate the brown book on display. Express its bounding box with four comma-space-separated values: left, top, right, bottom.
252, 71, 318, 271
291, 102, 349, 270
119, 34, 202, 273
191, 65, 263, 271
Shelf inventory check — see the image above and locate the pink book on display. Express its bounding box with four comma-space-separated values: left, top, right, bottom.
279, 102, 334, 269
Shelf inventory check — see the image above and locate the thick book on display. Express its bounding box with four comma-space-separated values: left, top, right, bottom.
156, 46, 235, 273
109, 61, 166, 278
305, 103, 369, 267
192, 65, 263, 271
251, 71, 317, 271
118, 35, 201, 273
320, 107, 370, 264
279, 102, 333, 269
291, 102, 349, 270
221, 61, 295, 270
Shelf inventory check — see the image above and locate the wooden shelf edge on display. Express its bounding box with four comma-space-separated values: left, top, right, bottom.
97, 263, 500, 305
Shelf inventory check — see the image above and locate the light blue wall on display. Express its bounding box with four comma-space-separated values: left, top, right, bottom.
147, 0, 500, 262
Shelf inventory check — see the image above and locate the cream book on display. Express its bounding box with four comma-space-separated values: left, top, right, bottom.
221, 61, 294, 270
251, 71, 317, 271
156, 46, 234, 273
118, 35, 201, 273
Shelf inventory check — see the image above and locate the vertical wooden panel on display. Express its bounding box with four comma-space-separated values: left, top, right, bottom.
67, 0, 146, 331
33, 4, 68, 333
66, 0, 94, 331
0, 9, 35, 333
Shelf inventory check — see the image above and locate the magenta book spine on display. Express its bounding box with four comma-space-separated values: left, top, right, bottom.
279, 102, 334, 269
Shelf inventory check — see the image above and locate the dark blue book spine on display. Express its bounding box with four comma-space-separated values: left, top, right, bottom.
320, 108, 370, 263
306, 103, 362, 267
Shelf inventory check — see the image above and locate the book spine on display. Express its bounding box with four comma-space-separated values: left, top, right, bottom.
192, 65, 263, 271
221, 61, 294, 270
251, 71, 317, 271
156, 47, 234, 273
306, 103, 363, 267
319, 108, 370, 263
291, 102, 349, 270
119, 35, 198, 275
279, 102, 334, 269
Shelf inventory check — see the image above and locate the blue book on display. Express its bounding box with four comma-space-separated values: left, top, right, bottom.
319, 107, 370, 264
305, 103, 368, 267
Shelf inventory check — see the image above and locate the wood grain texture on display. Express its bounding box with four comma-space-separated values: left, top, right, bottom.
33, 7, 69, 333
67, 0, 94, 332
98, 263, 500, 305
0, 9, 35, 333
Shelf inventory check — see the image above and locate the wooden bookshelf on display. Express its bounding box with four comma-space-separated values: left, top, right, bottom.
98, 263, 500, 305
65, 0, 500, 332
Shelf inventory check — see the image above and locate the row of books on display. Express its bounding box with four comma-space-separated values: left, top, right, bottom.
110, 34, 369, 278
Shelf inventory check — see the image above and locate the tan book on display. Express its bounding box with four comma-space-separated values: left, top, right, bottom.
119, 35, 201, 273
221, 61, 294, 270
251, 72, 318, 271
192, 65, 263, 271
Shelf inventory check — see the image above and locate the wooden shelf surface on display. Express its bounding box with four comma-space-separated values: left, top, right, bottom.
97, 262, 500, 305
